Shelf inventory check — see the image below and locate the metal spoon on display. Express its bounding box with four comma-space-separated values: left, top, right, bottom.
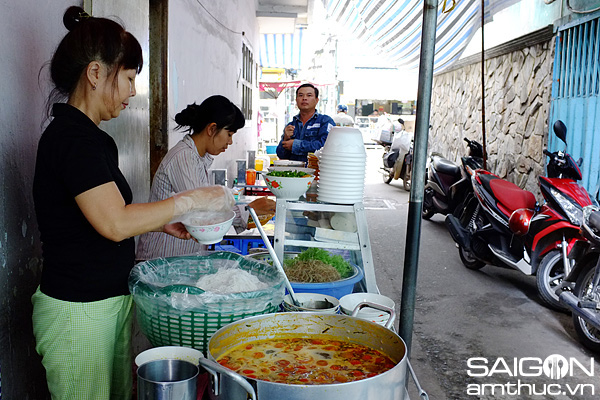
247, 206, 302, 307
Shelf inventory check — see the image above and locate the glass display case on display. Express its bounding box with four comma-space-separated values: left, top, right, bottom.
273, 198, 379, 293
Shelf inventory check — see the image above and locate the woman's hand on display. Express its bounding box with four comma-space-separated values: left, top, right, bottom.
248, 197, 276, 215
163, 222, 192, 240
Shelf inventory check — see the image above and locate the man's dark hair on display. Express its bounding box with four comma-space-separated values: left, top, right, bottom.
296, 83, 319, 98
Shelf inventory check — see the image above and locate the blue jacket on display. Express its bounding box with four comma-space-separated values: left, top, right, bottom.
276, 112, 335, 162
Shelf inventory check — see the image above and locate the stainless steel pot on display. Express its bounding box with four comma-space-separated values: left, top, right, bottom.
198, 310, 408, 400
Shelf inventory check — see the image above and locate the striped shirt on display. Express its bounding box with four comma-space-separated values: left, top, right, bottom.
136, 135, 246, 261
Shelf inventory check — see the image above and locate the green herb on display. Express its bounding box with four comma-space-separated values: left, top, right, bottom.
284, 248, 353, 278
267, 170, 311, 178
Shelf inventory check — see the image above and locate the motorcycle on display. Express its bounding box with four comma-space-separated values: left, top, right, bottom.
534, 120, 594, 310
445, 122, 594, 309
422, 137, 484, 219
379, 130, 413, 191
558, 205, 600, 352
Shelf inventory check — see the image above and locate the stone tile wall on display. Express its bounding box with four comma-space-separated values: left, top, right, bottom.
428, 38, 555, 198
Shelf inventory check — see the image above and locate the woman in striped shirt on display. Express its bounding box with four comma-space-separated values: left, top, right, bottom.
136, 95, 275, 260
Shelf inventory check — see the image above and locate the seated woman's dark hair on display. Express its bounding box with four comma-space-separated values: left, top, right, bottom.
174, 95, 245, 134
45, 6, 143, 112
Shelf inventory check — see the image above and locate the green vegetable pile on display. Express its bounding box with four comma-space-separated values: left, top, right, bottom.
267, 170, 311, 178
284, 248, 353, 278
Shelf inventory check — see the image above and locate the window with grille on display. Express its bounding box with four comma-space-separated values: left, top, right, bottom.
242, 42, 254, 120
555, 17, 600, 98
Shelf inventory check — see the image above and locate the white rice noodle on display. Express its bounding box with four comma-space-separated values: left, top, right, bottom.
196, 268, 268, 294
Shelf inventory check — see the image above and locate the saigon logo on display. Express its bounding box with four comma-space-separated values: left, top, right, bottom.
466, 354, 596, 397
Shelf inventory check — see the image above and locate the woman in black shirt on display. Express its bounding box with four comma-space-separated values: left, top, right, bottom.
32, 7, 232, 399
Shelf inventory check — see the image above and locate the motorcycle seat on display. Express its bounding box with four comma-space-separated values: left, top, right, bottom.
479, 174, 536, 215
432, 156, 461, 177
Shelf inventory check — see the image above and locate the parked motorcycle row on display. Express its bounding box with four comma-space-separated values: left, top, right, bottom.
423, 120, 600, 352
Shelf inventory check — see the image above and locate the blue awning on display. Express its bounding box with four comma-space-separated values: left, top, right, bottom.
326, 0, 520, 73
259, 28, 305, 69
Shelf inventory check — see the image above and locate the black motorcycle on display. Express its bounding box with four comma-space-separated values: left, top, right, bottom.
422, 137, 484, 219
558, 205, 600, 352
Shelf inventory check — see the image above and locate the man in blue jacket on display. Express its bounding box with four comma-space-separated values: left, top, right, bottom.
277, 83, 335, 163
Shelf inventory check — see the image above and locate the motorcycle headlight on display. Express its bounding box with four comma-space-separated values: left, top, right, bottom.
550, 187, 583, 226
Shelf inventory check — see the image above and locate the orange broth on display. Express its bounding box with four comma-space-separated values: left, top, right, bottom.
216, 337, 396, 385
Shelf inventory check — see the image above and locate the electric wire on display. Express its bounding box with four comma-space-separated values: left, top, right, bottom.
194, 0, 243, 34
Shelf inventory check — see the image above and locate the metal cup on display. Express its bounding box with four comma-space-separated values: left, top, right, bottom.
247, 150, 256, 169
137, 359, 198, 400
236, 159, 247, 184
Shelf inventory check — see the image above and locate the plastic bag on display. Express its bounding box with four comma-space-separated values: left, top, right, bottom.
129, 252, 285, 312
391, 130, 413, 153
377, 116, 394, 143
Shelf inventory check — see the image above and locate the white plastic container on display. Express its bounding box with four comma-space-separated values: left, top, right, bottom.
339, 293, 396, 325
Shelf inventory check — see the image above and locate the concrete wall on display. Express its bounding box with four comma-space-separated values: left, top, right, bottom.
168, 0, 259, 185
428, 38, 555, 198
0, 1, 84, 397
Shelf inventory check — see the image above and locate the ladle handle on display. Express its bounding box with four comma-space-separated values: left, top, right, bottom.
407, 359, 429, 400
247, 206, 301, 307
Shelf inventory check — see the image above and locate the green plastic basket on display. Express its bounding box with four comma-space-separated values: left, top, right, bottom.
129, 252, 284, 353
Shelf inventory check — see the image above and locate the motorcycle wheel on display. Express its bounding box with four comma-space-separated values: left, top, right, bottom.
459, 245, 485, 270
572, 264, 600, 352
383, 168, 393, 184
402, 164, 411, 191
536, 250, 568, 311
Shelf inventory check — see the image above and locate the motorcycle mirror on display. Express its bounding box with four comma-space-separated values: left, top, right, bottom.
577, 157, 583, 167
553, 120, 568, 145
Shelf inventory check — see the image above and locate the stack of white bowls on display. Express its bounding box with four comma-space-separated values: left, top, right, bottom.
317, 127, 366, 204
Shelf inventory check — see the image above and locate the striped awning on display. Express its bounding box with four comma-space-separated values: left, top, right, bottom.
326, 0, 520, 73
259, 28, 305, 69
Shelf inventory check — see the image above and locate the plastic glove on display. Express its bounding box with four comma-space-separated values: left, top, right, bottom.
172, 186, 235, 218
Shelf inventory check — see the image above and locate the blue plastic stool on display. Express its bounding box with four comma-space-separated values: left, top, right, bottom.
215, 244, 242, 253
240, 238, 271, 255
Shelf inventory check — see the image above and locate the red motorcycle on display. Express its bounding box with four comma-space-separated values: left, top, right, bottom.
445, 121, 594, 310
534, 120, 594, 309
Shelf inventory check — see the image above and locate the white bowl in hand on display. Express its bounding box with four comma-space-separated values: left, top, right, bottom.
182, 210, 235, 244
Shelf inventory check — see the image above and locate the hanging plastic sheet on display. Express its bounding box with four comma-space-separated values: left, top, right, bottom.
326, 0, 520, 73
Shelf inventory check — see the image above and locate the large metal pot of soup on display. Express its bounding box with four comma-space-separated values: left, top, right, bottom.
198, 309, 408, 400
